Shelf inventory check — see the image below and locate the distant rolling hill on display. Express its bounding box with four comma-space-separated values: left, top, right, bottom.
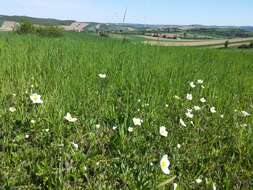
0, 15, 252, 34
0, 15, 74, 26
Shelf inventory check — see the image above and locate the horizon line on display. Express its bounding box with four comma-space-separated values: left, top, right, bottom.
1, 14, 252, 27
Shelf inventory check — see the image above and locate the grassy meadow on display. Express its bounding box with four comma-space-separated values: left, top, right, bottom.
0, 33, 253, 189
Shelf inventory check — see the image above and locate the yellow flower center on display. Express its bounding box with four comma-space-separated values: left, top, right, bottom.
161, 160, 167, 169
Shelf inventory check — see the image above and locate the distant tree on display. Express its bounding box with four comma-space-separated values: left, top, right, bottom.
224, 40, 229, 48
36, 26, 64, 37
16, 20, 35, 34
98, 31, 108, 37
15, 20, 63, 37
250, 41, 253, 48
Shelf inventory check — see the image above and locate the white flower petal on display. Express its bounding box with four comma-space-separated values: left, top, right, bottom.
30, 93, 43, 104
9, 107, 16, 113
64, 113, 77, 122
159, 126, 168, 137
128, 127, 134, 132
180, 118, 186, 127
196, 178, 202, 184
210, 107, 216, 113
132, 118, 143, 126
200, 98, 206, 103
186, 94, 193, 101
98, 73, 107, 79
241, 111, 250, 117
160, 155, 170, 175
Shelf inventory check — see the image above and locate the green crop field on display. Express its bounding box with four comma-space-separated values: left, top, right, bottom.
0, 33, 253, 190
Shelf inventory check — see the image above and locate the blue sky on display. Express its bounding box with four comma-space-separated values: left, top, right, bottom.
0, 0, 252, 26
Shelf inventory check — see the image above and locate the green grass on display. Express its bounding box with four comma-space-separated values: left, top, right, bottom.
0, 33, 253, 190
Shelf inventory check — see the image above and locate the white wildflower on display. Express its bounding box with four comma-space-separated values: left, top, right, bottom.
64, 113, 77, 123
186, 112, 194, 119
193, 106, 201, 111
98, 73, 107, 79
132, 118, 143, 126
186, 93, 193, 101
241, 111, 250, 117
9, 107, 16, 113
71, 142, 79, 150
196, 178, 202, 184
180, 118, 186, 127
197, 80, 204, 84
160, 155, 170, 175
159, 126, 168, 137
190, 81, 196, 88
200, 98, 206, 103
128, 127, 134, 132
210, 107, 216, 113
30, 93, 43, 104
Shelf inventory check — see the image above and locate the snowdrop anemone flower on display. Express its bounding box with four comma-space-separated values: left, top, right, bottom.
25, 134, 30, 139
112, 126, 117, 130
177, 144, 182, 149
30, 93, 43, 104
186, 93, 193, 101
186, 111, 194, 119
9, 107, 16, 113
96, 124, 101, 129
197, 79, 204, 84
193, 106, 201, 111
71, 142, 79, 150
200, 97, 206, 103
132, 118, 143, 126
160, 155, 170, 174
190, 81, 196, 88
180, 118, 186, 127
196, 178, 202, 184
64, 113, 77, 123
241, 111, 250, 117
159, 126, 168, 137
173, 183, 178, 190
128, 127, 134, 132
210, 107, 216, 113
98, 73, 107, 79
